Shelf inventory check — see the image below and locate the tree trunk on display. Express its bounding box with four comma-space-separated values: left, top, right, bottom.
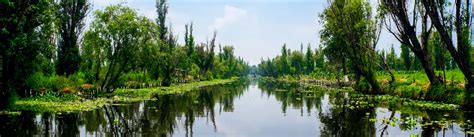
414, 50, 441, 85
364, 71, 381, 94
381, 0, 442, 86
421, 0, 474, 106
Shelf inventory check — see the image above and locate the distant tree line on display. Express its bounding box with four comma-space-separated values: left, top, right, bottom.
258, 44, 325, 78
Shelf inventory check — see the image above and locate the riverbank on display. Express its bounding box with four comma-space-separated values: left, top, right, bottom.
5, 79, 238, 113
259, 74, 464, 111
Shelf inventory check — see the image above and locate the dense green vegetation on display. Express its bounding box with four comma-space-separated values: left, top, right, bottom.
0, 0, 249, 109
258, 0, 474, 108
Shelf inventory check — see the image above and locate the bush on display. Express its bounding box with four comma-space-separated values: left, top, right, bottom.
355, 78, 371, 92
46, 75, 73, 93
426, 84, 446, 101
26, 72, 49, 93
118, 72, 150, 86
26, 72, 87, 95
425, 84, 464, 103
82, 70, 96, 84
69, 72, 86, 89
125, 81, 141, 89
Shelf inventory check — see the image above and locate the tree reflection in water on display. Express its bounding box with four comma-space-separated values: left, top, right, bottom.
0, 80, 248, 136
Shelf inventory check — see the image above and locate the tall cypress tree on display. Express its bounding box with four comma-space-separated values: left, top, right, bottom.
305, 44, 314, 74
281, 44, 289, 75
57, 0, 90, 76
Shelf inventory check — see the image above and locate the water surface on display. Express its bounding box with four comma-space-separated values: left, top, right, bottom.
0, 80, 473, 137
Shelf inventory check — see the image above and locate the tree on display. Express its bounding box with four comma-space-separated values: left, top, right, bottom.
57, 0, 90, 76
0, 0, 56, 107
400, 44, 412, 71
314, 45, 326, 71
387, 45, 397, 70
305, 44, 315, 74
289, 50, 304, 76
185, 23, 196, 59
320, 0, 382, 93
421, 0, 474, 96
183, 23, 197, 77
84, 5, 150, 92
280, 44, 290, 75
156, 0, 168, 41
203, 32, 217, 77
429, 31, 448, 71
380, 0, 442, 85
155, 0, 175, 86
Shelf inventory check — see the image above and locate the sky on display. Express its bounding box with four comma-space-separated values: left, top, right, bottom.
90, 0, 400, 65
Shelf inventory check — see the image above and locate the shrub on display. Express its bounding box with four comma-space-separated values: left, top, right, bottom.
118, 72, 150, 87
81, 84, 94, 90
26, 72, 49, 94
68, 72, 86, 88
60, 86, 76, 95
46, 75, 73, 93
125, 81, 141, 89
426, 84, 446, 101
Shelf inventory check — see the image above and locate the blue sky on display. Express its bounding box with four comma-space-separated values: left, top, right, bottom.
90, 0, 399, 65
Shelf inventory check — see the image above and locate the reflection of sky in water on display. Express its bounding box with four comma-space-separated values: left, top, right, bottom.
173, 86, 320, 137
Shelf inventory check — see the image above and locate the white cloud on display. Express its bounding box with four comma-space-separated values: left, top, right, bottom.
209, 5, 248, 31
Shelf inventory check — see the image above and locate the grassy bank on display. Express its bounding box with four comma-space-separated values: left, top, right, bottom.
8, 79, 237, 113
377, 70, 465, 104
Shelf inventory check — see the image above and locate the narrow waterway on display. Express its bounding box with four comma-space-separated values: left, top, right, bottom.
0, 80, 473, 137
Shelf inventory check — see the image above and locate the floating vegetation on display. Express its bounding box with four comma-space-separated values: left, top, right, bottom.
12, 98, 108, 113
401, 117, 418, 129
6, 79, 237, 113
361, 94, 459, 110
0, 111, 21, 116
114, 79, 236, 101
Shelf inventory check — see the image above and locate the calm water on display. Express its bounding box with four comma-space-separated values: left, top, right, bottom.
1, 80, 473, 137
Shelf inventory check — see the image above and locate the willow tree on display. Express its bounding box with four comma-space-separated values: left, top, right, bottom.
380, 0, 441, 86
84, 5, 153, 92
320, 0, 382, 93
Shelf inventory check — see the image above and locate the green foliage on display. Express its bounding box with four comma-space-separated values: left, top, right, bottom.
57, 0, 90, 76
11, 79, 236, 113
258, 44, 323, 78
84, 4, 158, 91
113, 79, 237, 101
319, 0, 381, 93
400, 44, 413, 71
13, 98, 107, 113
0, 0, 58, 106
26, 72, 87, 95
377, 70, 466, 104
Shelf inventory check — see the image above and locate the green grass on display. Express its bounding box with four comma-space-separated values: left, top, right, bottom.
377, 70, 466, 104
7, 78, 237, 113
